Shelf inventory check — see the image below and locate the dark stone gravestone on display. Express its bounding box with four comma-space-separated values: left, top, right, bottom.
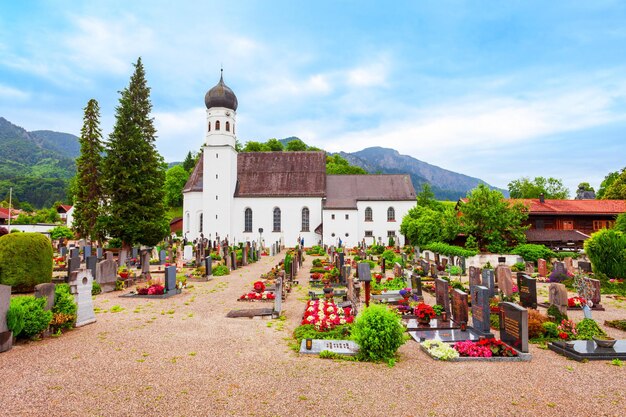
96, 247, 103, 260
86, 256, 98, 281
578, 261, 592, 273
131, 247, 139, 259
381, 258, 386, 274
538, 258, 547, 277
470, 285, 493, 336
551, 261, 566, 280
67, 255, 81, 281
434, 253, 440, 267
357, 262, 371, 281
499, 302, 529, 353
496, 265, 513, 296
341, 265, 351, 285
459, 257, 466, 274
481, 269, 495, 298
435, 278, 450, 313
204, 256, 212, 276
548, 283, 568, 316
165, 266, 177, 293
60, 246, 68, 257
96, 255, 117, 293
242, 245, 248, 266
0, 284, 12, 352
516, 273, 537, 309
451, 289, 468, 324
469, 266, 482, 288
498, 256, 506, 264
83, 246, 92, 261
430, 264, 437, 278
420, 259, 429, 274
411, 273, 422, 298
34, 283, 56, 311
231, 251, 237, 270
70, 247, 80, 259
159, 249, 167, 265
339, 252, 345, 270
69, 269, 96, 327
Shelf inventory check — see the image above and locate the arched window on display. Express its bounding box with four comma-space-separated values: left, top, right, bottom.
273, 207, 281, 232
301, 207, 310, 232
387, 207, 395, 222
365, 207, 373, 222
225, 121, 230, 132
208, 122, 211, 132
199, 213, 203, 233
233, 123, 235, 134
185, 212, 190, 233
215, 120, 221, 130
244, 208, 252, 232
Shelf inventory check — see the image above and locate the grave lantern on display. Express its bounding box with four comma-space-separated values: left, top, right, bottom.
305, 338, 313, 350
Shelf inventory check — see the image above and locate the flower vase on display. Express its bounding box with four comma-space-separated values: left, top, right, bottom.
417, 317, 431, 327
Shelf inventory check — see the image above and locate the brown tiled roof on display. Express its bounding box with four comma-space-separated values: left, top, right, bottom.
183, 153, 203, 193
525, 229, 590, 242
0, 208, 20, 220
458, 198, 626, 215
324, 175, 416, 209
57, 205, 72, 213
235, 152, 326, 197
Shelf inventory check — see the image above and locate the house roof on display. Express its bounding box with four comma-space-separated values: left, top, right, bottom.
183, 153, 203, 193
458, 198, 626, 216
0, 208, 20, 219
57, 205, 72, 213
525, 229, 590, 242
324, 174, 416, 209
170, 217, 183, 225
235, 151, 326, 197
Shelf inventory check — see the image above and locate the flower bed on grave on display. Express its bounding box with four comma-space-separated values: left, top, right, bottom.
301, 299, 354, 330
371, 276, 406, 293
421, 339, 529, 362
238, 280, 276, 302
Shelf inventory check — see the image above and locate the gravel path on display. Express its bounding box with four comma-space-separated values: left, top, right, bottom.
1, 253, 625, 417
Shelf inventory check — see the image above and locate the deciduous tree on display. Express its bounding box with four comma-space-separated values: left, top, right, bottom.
508, 176, 569, 199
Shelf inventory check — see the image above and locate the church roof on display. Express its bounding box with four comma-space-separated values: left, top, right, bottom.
205, 71, 238, 111
182, 153, 203, 193
235, 151, 326, 197
324, 174, 416, 209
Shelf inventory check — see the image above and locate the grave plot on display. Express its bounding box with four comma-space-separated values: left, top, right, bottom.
238, 280, 276, 301
120, 266, 181, 299
537, 273, 605, 311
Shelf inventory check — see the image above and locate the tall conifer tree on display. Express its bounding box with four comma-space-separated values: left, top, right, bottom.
73, 99, 104, 243
102, 57, 168, 260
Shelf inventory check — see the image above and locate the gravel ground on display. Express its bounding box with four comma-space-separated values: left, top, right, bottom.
1, 253, 625, 417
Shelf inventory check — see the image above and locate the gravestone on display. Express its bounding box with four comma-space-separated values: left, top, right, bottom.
34, 283, 56, 311
242, 245, 248, 266
381, 258, 386, 274
548, 283, 568, 316
470, 285, 492, 336
451, 289, 468, 324
165, 266, 177, 293
586, 277, 601, 306
516, 273, 537, 309
469, 266, 482, 288
70, 247, 80, 259
131, 247, 139, 260
553, 261, 566, 277
141, 251, 151, 275
274, 276, 283, 315
481, 269, 495, 298
525, 261, 535, 275
96, 256, 118, 293
538, 259, 547, 277
159, 249, 167, 265
69, 269, 96, 327
442, 257, 448, 269
430, 264, 437, 278
357, 262, 371, 281
496, 265, 514, 297
578, 261, 592, 273
67, 255, 81, 281
393, 262, 402, 278
204, 256, 212, 277
425, 252, 430, 262
0, 284, 12, 352
459, 257, 466, 274
231, 251, 237, 270
420, 260, 429, 274
411, 273, 422, 298
563, 257, 574, 275
86, 256, 98, 281
414, 246, 420, 258
435, 278, 450, 313
499, 302, 529, 353
96, 247, 103, 260
60, 246, 68, 257
341, 265, 351, 285
83, 246, 92, 261
183, 245, 193, 261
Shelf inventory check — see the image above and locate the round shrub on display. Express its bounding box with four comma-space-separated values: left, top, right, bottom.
351, 304, 406, 363
6, 300, 25, 337
8, 296, 52, 339
0, 232, 53, 292
584, 229, 626, 279
212, 264, 230, 276
511, 244, 555, 263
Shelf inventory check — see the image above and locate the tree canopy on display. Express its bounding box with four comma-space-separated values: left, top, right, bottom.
326, 154, 367, 175
597, 171, 620, 199
508, 176, 569, 199
600, 168, 626, 199
164, 165, 190, 207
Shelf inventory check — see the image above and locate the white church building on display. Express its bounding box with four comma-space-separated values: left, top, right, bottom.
182, 73, 416, 247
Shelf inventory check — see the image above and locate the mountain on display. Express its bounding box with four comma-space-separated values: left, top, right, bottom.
0, 117, 78, 208
338, 147, 507, 200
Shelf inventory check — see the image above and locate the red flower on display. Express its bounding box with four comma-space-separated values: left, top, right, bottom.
559, 332, 569, 340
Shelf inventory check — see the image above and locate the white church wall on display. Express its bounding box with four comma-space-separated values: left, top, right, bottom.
356, 200, 415, 246
322, 209, 359, 247
231, 197, 322, 248
183, 191, 203, 240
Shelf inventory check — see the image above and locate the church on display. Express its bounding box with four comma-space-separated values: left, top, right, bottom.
182, 72, 417, 248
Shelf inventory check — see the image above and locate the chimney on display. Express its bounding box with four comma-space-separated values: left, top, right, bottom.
539, 193, 545, 203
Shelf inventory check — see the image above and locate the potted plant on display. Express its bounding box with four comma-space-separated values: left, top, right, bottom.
118, 265, 130, 279
415, 303, 436, 326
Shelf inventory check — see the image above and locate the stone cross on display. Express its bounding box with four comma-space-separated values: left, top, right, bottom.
69, 269, 96, 327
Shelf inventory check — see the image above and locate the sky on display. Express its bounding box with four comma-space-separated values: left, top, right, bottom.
1, 1, 626, 195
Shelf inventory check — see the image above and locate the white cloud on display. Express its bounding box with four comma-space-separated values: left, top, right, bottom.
153, 107, 206, 160
346, 59, 389, 88
0, 84, 29, 101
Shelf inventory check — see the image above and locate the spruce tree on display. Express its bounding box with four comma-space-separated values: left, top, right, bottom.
102, 57, 168, 261
73, 99, 104, 243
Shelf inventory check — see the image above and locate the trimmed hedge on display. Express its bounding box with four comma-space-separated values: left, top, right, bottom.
511, 244, 555, 263
584, 229, 626, 279
423, 242, 478, 258
0, 232, 53, 292
7, 296, 52, 339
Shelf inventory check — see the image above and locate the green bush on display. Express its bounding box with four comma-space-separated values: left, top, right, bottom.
584, 229, 626, 279
92, 282, 102, 295
52, 284, 77, 331
542, 322, 559, 338
511, 244, 555, 263
554, 252, 580, 260
6, 300, 25, 337
0, 232, 53, 292
423, 242, 478, 258
49, 225, 74, 240
212, 265, 230, 276
8, 296, 52, 339
369, 244, 385, 255
351, 304, 406, 363
381, 249, 396, 265
547, 305, 567, 323
312, 258, 322, 267
293, 324, 352, 344
575, 318, 606, 340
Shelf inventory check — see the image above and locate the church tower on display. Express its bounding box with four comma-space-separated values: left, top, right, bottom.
202, 70, 238, 242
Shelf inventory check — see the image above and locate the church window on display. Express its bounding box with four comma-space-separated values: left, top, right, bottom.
387, 207, 395, 222
208, 122, 211, 131
216, 195, 218, 200
199, 213, 203, 233
216, 120, 221, 130
365, 230, 373, 237
365, 207, 373, 222
216, 153, 218, 158
331, 214, 335, 220
185, 212, 190, 233
301, 207, 310, 232
233, 124, 235, 134
345, 214, 349, 220
216, 174, 218, 179
226, 121, 230, 132
387, 230, 396, 237
273, 207, 281, 232
244, 208, 252, 232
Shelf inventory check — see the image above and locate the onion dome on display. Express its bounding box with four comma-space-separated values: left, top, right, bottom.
204, 70, 238, 111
